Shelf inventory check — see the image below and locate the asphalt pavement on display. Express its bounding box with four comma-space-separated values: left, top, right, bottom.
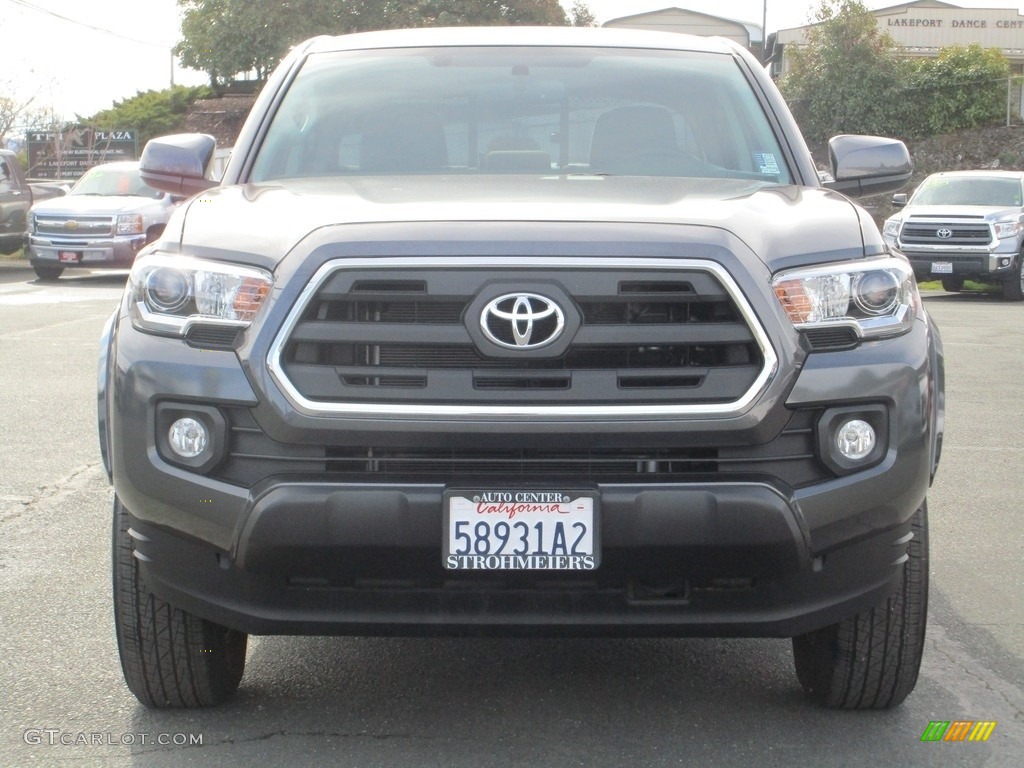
0, 270, 1020, 767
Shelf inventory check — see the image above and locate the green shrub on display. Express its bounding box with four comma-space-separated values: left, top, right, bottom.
901, 45, 1010, 137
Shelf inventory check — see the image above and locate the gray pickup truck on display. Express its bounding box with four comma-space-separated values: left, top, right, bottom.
0, 149, 66, 255
883, 170, 1024, 300
100, 26, 944, 711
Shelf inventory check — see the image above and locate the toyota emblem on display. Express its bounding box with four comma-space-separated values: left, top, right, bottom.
480, 293, 565, 350
936, 228, 953, 239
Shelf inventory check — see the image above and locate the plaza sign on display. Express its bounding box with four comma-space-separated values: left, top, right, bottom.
26, 127, 138, 181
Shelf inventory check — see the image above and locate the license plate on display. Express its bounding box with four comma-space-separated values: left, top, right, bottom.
59, 251, 82, 263
931, 262, 953, 274
444, 490, 598, 570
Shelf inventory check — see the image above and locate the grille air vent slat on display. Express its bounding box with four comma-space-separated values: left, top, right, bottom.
214, 407, 829, 489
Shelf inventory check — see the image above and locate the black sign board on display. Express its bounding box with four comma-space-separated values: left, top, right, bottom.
25, 127, 138, 180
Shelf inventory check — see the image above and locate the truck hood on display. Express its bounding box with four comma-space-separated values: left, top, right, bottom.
31, 194, 162, 216
899, 204, 1022, 220
170, 176, 871, 269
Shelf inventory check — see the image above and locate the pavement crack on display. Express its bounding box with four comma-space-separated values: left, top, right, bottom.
929, 631, 1024, 720
127, 729, 439, 755
34, 461, 104, 499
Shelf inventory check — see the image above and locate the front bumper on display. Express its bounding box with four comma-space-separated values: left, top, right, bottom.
102, 307, 942, 638
889, 241, 1020, 281
122, 485, 913, 638
28, 233, 146, 269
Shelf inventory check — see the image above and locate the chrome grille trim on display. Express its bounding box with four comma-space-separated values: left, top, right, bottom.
34, 215, 115, 238
899, 220, 992, 246
267, 257, 778, 418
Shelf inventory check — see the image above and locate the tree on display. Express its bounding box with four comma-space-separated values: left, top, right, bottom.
342, 1, 568, 29
176, 0, 336, 88
175, 1, 572, 86
569, 1, 597, 27
0, 85, 39, 148
81, 85, 214, 147
780, 0, 907, 142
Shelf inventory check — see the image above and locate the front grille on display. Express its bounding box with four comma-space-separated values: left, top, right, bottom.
34, 215, 114, 238
273, 260, 769, 411
214, 407, 830, 489
900, 220, 991, 246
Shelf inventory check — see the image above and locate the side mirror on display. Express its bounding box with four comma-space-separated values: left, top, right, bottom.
823, 135, 912, 198
891, 193, 908, 209
140, 134, 218, 196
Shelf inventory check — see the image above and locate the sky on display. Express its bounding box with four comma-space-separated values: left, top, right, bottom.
1, 0, 1022, 122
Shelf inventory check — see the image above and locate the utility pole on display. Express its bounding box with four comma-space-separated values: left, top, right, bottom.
761, 1, 769, 63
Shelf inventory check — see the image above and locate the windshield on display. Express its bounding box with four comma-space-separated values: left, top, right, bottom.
911, 176, 1023, 207
250, 46, 792, 184
72, 166, 162, 199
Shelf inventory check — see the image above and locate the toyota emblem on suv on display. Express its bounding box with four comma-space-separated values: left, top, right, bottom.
936, 228, 953, 239
480, 293, 565, 349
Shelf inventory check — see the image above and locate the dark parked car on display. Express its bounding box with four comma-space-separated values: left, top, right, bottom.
0, 149, 66, 255
99, 26, 943, 710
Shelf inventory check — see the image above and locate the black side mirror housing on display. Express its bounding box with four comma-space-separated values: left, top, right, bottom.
140, 134, 218, 196
823, 135, 912, 198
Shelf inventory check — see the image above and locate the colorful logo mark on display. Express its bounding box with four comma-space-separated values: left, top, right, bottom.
921, 721, 997, 742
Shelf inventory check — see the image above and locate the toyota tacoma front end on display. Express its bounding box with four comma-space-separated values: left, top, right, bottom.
98, 27, 943, 710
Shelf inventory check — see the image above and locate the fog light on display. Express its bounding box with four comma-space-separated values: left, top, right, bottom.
836, 419, 875, 461
168, 417, 208, 459
1000, 257, 1011, 267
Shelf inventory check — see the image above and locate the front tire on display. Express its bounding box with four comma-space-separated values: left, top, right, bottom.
1002, 252, 1024, 301
112, 496, 247, 708
940, 276, 964, 293
792, 502, 928, 709
33, 265, 63, 281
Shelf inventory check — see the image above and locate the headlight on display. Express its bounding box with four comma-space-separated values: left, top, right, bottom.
116, 214, 144, 235
993, 220, 1022, 239
882, 218, 901, 238
772, 257, 918, 340
128, 254, 273, 336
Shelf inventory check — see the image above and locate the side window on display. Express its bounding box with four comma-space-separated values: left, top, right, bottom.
0, 159, 13, 192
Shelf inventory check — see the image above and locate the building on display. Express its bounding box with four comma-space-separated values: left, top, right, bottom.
774, 1, 1024, 119
602, 7, 763, 53
774, 1, 1024, 74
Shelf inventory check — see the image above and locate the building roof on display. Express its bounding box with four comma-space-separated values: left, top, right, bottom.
603, 7, 763, 44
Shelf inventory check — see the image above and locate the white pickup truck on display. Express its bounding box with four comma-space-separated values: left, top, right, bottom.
25, 160, 181, 280
883, 170, 1024, 300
